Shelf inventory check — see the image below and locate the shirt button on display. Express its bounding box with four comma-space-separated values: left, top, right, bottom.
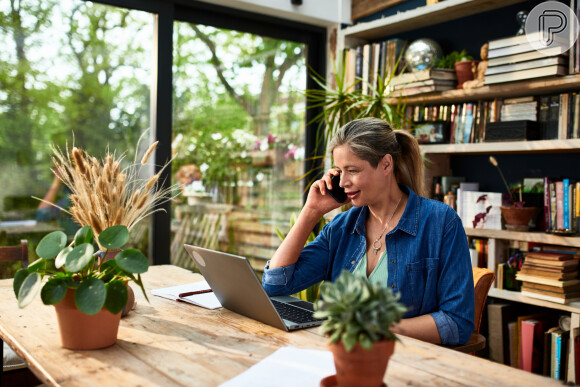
390, 260, 395, 264
391, 284, 395, 288
388, 236, 392, 239
351, 261, 355, 265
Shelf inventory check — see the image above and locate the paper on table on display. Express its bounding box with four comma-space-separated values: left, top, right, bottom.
219, 346, 335, 387
151, 280, 222, 309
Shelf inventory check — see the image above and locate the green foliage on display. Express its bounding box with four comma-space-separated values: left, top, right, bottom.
13, 225, 149, 316
313, 270, 407, 352
304, 51, 408, 183
435, 50, 474, 69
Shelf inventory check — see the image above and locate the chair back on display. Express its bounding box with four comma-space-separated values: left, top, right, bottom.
472, 266, 495, 333
0, 240, 29, 268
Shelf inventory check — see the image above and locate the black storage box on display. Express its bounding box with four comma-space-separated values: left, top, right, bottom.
485, 120, 540, 141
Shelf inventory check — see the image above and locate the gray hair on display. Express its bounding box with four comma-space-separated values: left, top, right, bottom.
329, 117, 426, 197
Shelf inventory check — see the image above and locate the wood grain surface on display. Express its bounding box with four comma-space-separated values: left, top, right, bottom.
0, 265, 562, 386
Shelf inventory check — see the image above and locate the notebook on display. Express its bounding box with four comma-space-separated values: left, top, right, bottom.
183, 244, 325, 331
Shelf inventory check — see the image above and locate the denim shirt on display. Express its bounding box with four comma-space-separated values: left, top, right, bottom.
262, 185, 475, 345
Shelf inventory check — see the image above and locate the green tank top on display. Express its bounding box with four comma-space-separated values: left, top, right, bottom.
353, 249, 389, 284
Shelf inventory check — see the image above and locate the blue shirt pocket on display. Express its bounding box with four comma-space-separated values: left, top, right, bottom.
406, 258, 439, 315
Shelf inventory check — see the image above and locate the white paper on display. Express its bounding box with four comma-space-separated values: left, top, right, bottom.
151, 280, 222, 309
219, 346, 335, 387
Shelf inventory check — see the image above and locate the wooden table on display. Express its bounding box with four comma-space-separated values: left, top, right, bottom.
0, 265, 562, 386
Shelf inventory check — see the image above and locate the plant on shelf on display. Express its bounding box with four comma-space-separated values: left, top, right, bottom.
489, 156, 537, 231
305, 51, 408, 182
313, 270, 406, 387
14, 139, 174, 349
436, 49, 476, 89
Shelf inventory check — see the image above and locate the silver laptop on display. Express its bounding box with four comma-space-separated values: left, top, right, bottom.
183, 244, 325, 331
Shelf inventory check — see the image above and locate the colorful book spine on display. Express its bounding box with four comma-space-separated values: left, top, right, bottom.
564, 178, 570, 230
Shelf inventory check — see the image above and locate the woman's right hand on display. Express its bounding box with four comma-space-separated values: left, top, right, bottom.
304, 169, 349, 215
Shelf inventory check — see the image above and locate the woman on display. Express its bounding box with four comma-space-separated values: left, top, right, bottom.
262, 117, 474, 345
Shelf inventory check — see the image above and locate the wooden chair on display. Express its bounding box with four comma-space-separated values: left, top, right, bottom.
451, 267, 495, 354
1, 240, 40, 387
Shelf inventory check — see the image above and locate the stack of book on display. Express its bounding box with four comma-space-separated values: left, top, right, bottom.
485, 32, 568, 85
390, 68, 456, 97
516, 250, 580, 304
500, 96, 538, 121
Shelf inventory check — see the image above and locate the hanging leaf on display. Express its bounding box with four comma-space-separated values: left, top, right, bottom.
115, 249, 149, 274
36, 231, 67, 259
17, 273, 42, 308
41, 278, 68, 305
75, 278, 106, 315
65, 243, 95, 272
104, 280, 128, 315
98, 225, 129, 250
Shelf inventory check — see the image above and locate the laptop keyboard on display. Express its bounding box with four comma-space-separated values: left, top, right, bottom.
271, 299, 325, 324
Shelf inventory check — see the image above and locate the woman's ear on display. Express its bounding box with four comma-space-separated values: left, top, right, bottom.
381, 154, 393, 175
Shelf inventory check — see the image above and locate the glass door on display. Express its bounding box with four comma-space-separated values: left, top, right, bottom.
171, 22, 307, 274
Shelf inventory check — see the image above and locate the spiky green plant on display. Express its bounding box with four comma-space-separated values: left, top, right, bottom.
313, 270, 407, 352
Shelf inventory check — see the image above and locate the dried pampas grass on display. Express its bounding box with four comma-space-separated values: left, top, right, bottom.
45, 140, 175, 237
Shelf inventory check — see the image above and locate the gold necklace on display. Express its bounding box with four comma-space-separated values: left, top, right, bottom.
371, 195, 403, 255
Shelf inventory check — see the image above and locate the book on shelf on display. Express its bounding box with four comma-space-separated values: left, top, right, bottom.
487, 303, 519, 365
488, 31, 569, 59
540, 245, 580, 255
391, 78, 456, 90
551, 328, 570, 380
457, 190, 502, 230
390, 84, 455, 97
518, 268, 577, 281
515, 273, 580, 287
521, 290, 580, 304
487, 47, 568, 67
391, 68, 456, 85
485, 55, 568, 75
524, 257, 579, 269
484, 65, 568, 85
521, 319, 545, 373
521, 281, 580, 294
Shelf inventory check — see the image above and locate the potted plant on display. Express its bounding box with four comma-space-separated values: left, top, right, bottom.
13, 139, 173, 349
14, 224, 148, 349
436, 49, 476, 89
313, 270, 407, 387
489, 156, 537, 231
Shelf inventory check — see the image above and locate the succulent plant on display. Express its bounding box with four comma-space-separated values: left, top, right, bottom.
313, 270, 407, 352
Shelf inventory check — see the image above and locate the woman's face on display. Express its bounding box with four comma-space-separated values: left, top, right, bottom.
332, 145, 387, 206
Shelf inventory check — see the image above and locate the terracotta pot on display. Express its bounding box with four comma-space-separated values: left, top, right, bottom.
454, 60, 478, 89
500, 206, 537, 231
54, 289, 121, 350
327, 340, 394, 387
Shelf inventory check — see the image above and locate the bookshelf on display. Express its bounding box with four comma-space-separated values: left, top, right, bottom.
339, 1, 580, 375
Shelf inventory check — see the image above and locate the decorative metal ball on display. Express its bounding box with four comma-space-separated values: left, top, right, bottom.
404, 39, 443, 72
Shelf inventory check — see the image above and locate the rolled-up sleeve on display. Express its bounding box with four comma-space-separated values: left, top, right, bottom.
431, 214, 475, 345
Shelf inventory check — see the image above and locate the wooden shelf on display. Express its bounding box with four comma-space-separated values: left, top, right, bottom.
489, 288, 580, 314
342, 0, 526, 42
465, 228, 580, 247
421, 139, 580, 155
386, 74, 580, 105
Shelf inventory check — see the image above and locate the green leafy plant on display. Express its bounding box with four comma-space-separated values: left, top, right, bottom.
436, 49, 474, 69
13, 224, 149, 315
304, 51, 409, 184
313, 270, 407, 352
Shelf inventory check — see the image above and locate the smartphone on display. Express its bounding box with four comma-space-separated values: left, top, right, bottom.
326, 174, 347, 203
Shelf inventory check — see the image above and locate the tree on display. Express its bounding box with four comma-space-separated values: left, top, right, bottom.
188, 25, 304, 137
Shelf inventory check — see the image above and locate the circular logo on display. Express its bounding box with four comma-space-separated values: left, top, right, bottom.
525, 1, 579, 55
